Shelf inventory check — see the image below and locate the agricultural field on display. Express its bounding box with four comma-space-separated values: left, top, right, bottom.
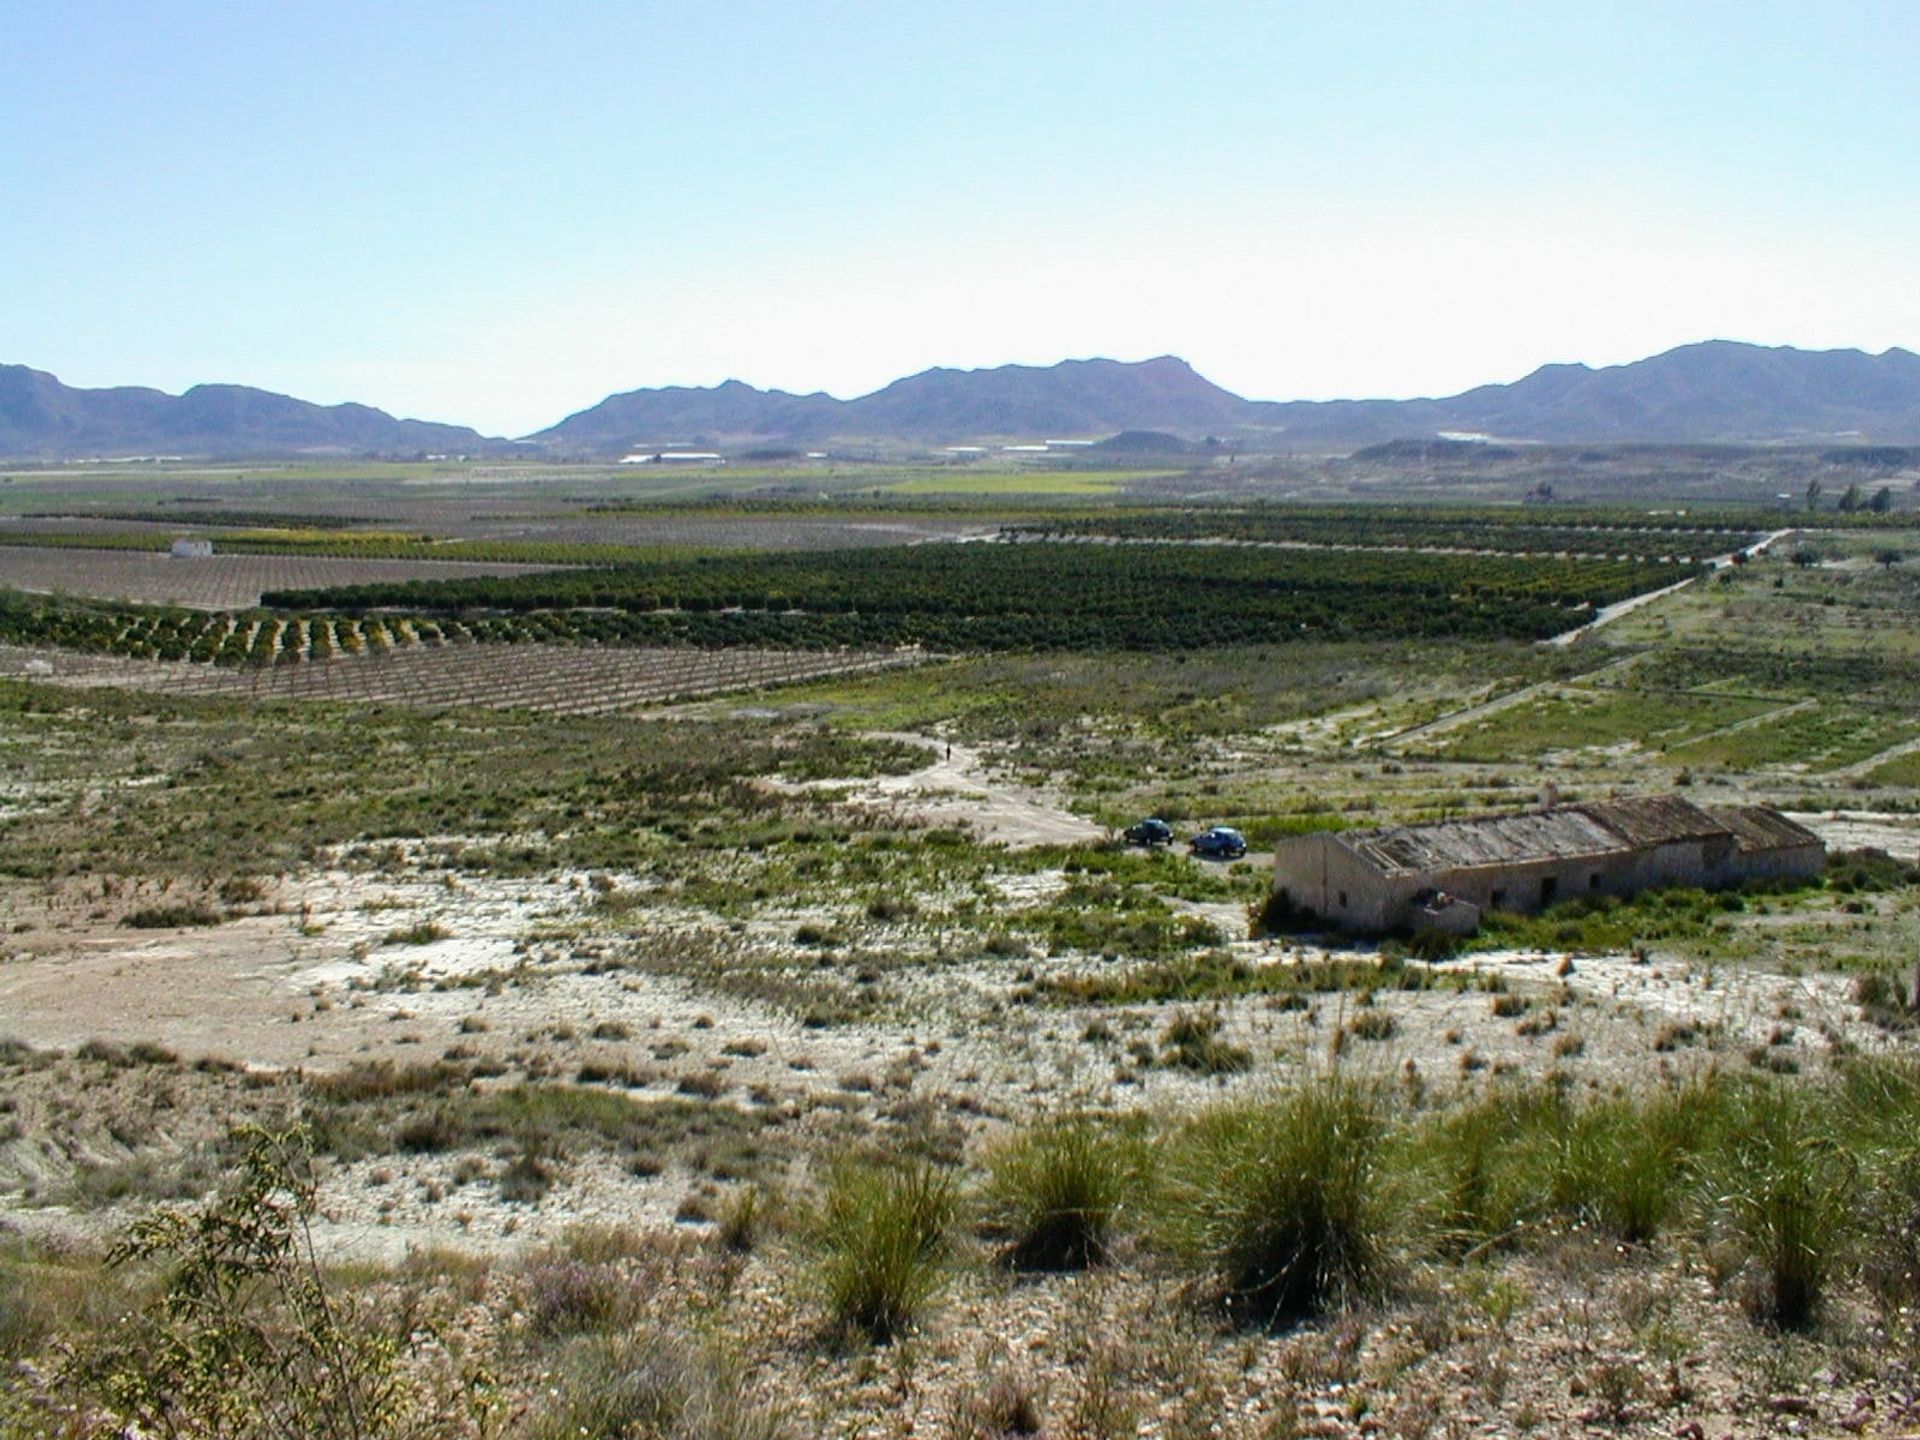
6, 479, 1920, 1438
1016, 504, 1776, 560
0, 640, 922, 714
264, 542, 1693, 650
0, 543, 566, 609
876, 468, 1142, 495
1432, 684, 1789, 764
0, 510, 996, 555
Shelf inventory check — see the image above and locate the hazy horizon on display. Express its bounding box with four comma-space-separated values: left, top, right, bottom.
6, 3, 1917, 434
12, 338, 1920, 444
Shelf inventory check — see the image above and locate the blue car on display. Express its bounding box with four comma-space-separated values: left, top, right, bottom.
1189, 826, 1247, 860
1124, 817, 1175, 847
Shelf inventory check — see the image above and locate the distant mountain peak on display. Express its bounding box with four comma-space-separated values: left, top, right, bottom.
8, 339, 1920, 459
530, 353, 1252, 449
528, 342, 1920, 452
0, 366, 504, 459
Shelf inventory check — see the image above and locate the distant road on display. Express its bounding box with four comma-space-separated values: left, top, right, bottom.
1547, 527, 1795, 648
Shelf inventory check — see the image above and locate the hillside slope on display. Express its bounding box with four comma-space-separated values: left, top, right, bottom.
0, 365, 503, 459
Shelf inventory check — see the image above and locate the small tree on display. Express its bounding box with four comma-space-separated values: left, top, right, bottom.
1870, 486, 1894, 514
1876, 549, 1905, 571
1838, 482, 1864, 513
1805, 478, 1825, 512
70, 1126, 422, 1440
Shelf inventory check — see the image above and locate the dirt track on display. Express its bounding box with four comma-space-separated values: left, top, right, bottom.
1546, 526, 1797, 647
766, 732, 1106, 848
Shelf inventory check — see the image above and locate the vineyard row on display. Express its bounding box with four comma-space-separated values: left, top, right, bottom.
0, 641, 920, 715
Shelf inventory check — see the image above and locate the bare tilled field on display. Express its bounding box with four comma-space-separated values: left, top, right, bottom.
0, 640, 924, 712
0, 544, 567, 608
0, 512, 994, 550
424, 514, 995, 548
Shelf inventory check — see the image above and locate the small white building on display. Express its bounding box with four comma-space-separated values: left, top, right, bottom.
169, 537, 214, 559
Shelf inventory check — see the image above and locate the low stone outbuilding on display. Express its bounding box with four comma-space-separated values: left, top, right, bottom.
1270, 794, 1823, 935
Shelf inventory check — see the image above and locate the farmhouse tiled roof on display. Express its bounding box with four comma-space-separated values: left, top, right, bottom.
1579, 794, 1729, 847
1705, 805, 1823, 854
1350, 806, 1632, 875
1339, 793, 1806, 877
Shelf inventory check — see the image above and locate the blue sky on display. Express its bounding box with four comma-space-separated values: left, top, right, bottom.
4, 2, 1918, 434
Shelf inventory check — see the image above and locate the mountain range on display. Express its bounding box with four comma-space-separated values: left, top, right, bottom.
0, 365, 502, 461
6, 341, 1920, 460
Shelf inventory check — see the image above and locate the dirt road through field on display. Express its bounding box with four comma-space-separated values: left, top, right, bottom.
1547, 527, 1797, 648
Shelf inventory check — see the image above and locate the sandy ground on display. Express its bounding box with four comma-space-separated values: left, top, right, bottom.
3, 722, 1914, 1267
1794, 811, 1920, 860
2, 841, 1896, 1268
765, 732, 1107, 848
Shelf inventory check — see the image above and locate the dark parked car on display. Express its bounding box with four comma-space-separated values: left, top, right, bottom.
1124, 817, 1175, 847
1189, 825, 1247, 859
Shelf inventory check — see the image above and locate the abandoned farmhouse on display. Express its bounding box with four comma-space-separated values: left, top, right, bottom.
1270, 793, 1824, 936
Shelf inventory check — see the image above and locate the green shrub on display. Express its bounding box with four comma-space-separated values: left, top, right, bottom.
1860, 1142, 1920, 1335
1851, 970, 1915, 1031
813, 1159, 957, 1343
1160, 1080, 1399, 1327
120, 901, 222, 929
380, 921, 450, 947
1344, 1009, 1396, 1043
66, 1127, 416, 1439
523, 1255, 645, 1337
717, 1185, 765, 1254
1852, 1065, 1920, 1333
1159, 1010, 1252, 1074
1825, 847, 1920, 893
1401, 927, 1464, 961
0, 1240, 130, 1366
980, 1116, 1144, 1270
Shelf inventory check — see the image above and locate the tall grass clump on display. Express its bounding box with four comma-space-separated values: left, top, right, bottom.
0, 1238, 128, 1366
980, 1115, 1146, 1270
813, 1159, 958, 1343
1701, 1079, 1856, 1329
1160, 1080, 1400, 1327
1412, 1079, 1564, 1251
1837, 1059, 1920, 1333
522, 1254, 646, 1338
534, 1331, 787, 1440
1158, 1010, 1252, 1074
1551, 1080, 1721, 1244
